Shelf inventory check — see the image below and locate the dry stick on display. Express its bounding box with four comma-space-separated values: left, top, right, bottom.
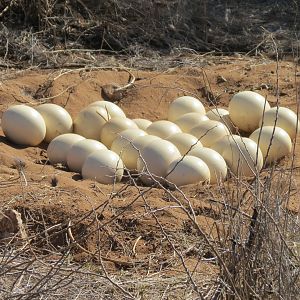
130, 155, 241, 297
11, 246, 74, 299
115, 69, 136, 91
267, 34, 286, 296
0, 0, 17, 18
129, 177, 205, 300
158, 186, 242, 298
278, 35, 300, 295
132, 236, 142, 256
88, 198, 136, 300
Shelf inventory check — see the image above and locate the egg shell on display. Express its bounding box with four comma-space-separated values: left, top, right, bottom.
47, 133, 85, 165
74, 106, 110, 140
229, 91, 270, 132
82, 149, 124, 184
188, 147, 227, 184
249, 126, 292, 164
168, 96, 206, 121
137, 139, 181, 185
166, 155, 210, 187
111, 128, 147, 156
146, 120, 182, 139
132, 118, 152, 130
206, 108, 235, 132
189, 120, 230, 147
67, 139, 107, 173
222, 137, 263, 177
100, 118, 138, 148
89, 101, 126, 118
35, 103, 73, 143
2, 104, 46, 146
166, 132, 202, 155
173, 112, 209, 132
121, 135, 161, 171
259, 106, 299, 140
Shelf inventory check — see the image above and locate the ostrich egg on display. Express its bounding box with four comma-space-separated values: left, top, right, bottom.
47, 133, 85, 165
166, 132, 202, 155
35, 103, 73, 143
121, 135, 161, 171
174, 112, 209, 132
67, 139, 107, 173
189, 120, 230, 147
249, 126, 292, 164
222, 137, 263, 177
210, 134, 242, 156
133, 118, 152, 130
2, 104, 46, 146
189, 147, 227, 184
137, 139, 181, 185
74, 106, 110, 140
206, 108, 235, 132
228, 91, 270, 132
259, 106, 299, 140
111, 128, 147, 156
100, 118, 138, 148
146, 120, 182, 139
166, 155, 210, 187
89, 100, 126, 118
82, 149, 124, 184
168, 96, 206, 121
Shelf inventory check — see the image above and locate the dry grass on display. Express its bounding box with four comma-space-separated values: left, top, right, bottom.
0, 0, 299, 68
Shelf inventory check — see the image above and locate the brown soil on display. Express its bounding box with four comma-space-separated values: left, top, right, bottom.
0, 56, 299, 278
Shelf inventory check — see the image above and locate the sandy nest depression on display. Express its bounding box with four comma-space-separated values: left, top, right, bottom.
0, 55, 299, 298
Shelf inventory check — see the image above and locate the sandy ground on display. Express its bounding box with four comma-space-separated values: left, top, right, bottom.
0, 56, 299, 283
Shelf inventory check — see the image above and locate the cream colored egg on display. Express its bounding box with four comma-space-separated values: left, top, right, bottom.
74, 106, 110, 140
228, 91, 270, 132
222, 137, 263, 177
67, 139, 107, 173
189, 120, 230, 147
89, 101, 126, 118
133, 118, 152, 130
121, 135, 161, 171
137, 139, 181, 185
2, 105, 46, 146
82, 149, 124, 184
210, 134, 242, 156
173, 112, 209, 132
166, 155, 210, 187
249, 126, 292, 164
35, 103, 73, 143
100, 118, 138, 148
188, 147, 227, 183
206, 108, 235, 132
168, 96, 206, 121
259, 107, 299, 139
146, 120, 182, 139
47, 133, 85, 165
111, 128, 147, 156
166, 132, 202, 155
